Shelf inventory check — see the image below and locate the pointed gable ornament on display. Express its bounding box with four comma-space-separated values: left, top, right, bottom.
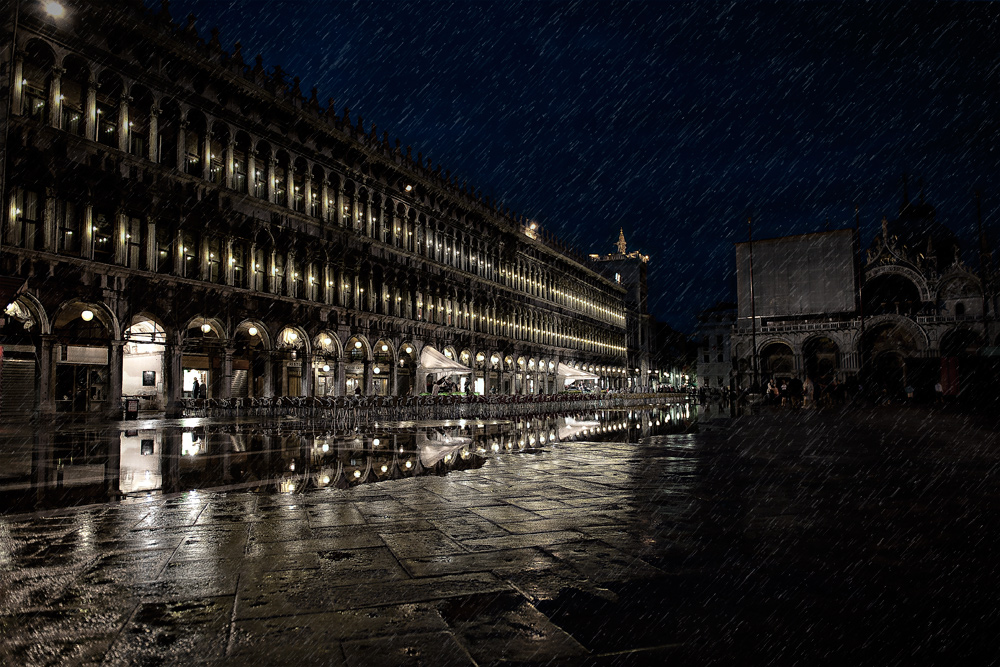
616, 228, 627, 255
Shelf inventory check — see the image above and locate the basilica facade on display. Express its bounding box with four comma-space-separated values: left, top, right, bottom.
731, 191, 998, 399
0, 0, 636, 418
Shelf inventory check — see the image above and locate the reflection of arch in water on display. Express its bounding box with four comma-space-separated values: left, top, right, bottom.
803, 336, 840, 381
759, 340, 794, 377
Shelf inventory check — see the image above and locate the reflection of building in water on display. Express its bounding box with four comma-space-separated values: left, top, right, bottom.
0, 406, 695, 512
732, 187, 998, 398
119, 429, 161, 494
0, 1, 648, 420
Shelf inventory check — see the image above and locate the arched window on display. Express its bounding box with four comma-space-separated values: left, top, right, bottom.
95, 72, 122, 148
955, 302, 965, 317
21, 41, 53, 121
56, 199, 81, 255
61, 56, 88, 136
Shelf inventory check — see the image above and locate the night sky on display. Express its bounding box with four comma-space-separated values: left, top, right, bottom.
162, 0, 1000, 332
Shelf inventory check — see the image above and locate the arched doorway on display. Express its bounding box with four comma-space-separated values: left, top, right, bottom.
803, 337, 840, 382
122, 316, 167, 410
232, 322, 269, 398
182, 317, 223, 399
862, 322, 922, 400
53, 303, 113, 413
372, 339, 393, 396
275, 327, 307, 396
760, 342, 794, 380
312, 332, 340, 397
397, 342, 417, 396
345, 336, 368, 395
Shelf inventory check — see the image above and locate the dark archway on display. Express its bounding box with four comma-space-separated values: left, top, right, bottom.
760, 342, 794, 378
803, 337, 839, 381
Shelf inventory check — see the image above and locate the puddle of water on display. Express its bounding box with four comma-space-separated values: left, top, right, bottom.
0, 403, 705, 516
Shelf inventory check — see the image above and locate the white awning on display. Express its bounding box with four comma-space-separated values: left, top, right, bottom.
419, 346, 473, 374
557, 362, 600, 384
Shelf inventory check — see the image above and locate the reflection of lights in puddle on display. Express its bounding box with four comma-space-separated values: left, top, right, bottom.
322, 443, 329, 452
373, 438, 380, 447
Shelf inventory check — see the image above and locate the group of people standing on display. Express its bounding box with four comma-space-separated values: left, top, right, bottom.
766, 376, 847, 408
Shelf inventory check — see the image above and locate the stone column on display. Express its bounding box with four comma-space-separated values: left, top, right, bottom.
363, 360, 373, 396
42, 186, 56, 252
82, 84, 99, 145
335, 360, 345, 396
11, 51, 23, 118
247, 150, 257, 197
224, 137, 235, 189
304, 170, 313, 215
221, 347, 234, 399
302, 353, 313, 398
164, 339, 182, 417
320, 180, 330, 222
148, 105, 159, 162
114, 212, 127, 265
176, 119, 188, 171
38, 335, 57, 416
262, 351, 275, 398
106, 339, 124, 419
48, 66, 64, 129
203, 130, 213, 181
118, 94, 130, 153
267, 157, 277, 205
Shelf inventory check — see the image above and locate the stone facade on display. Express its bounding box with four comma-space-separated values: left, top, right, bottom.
0, 0, 635, 417
732, 192, 999, 397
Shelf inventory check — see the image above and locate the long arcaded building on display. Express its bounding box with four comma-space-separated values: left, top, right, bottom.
0, 0, 639, 418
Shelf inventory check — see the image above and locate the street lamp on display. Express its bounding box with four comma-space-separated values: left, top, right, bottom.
43, 2, 66, 18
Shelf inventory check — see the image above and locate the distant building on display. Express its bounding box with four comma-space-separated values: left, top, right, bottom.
695, 301, 736, 390
591, 229, 652, 389
731, 188, 999, 399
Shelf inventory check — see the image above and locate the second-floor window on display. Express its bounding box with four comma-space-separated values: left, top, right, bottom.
232, 243, 246, 288
56, 200, 80, 255
13, 189, 40, 250
207, 237, 222, 283
96, 102, 117, 148
92, 210, 114, 262
233, 151, 247, 193
124, 215, 142, 268
155, 224, 172, 273
181, 232, 197, 278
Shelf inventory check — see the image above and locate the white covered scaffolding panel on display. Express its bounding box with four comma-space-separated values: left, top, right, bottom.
419, 347, 473, 374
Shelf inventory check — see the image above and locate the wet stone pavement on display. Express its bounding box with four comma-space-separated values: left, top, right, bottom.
3, 405, 1000, 665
